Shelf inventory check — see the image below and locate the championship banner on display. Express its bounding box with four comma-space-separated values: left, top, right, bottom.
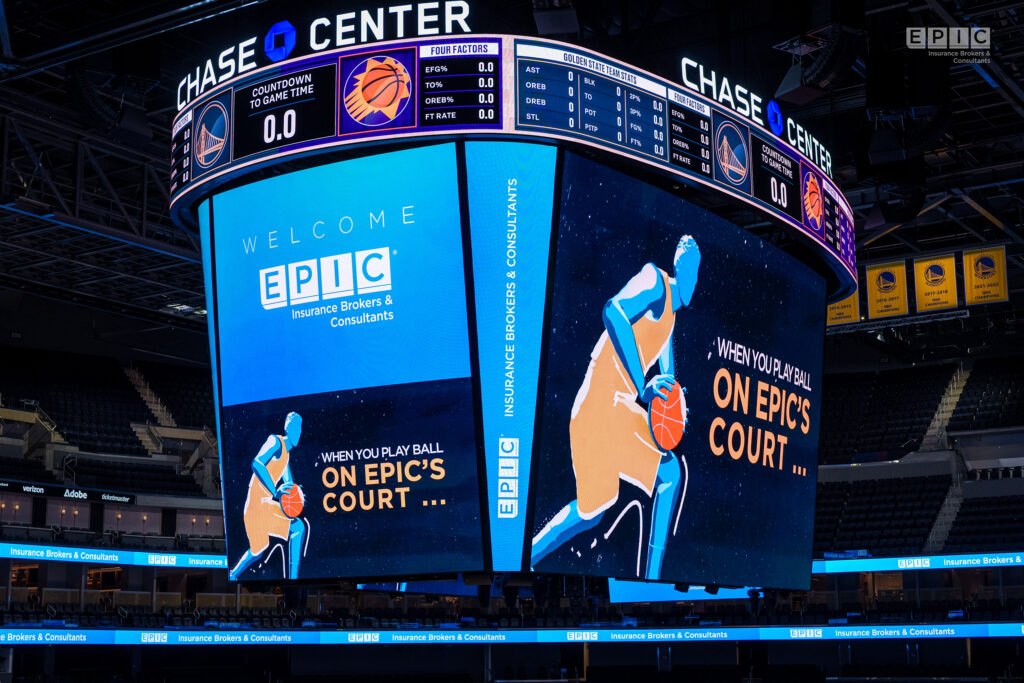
913, 254, 958, 313
963, 246, 1008, 306
865, 261, 909, 319
826, 290, 859, 325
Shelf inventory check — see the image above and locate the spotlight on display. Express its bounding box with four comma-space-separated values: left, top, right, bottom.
533, 0, 578, 36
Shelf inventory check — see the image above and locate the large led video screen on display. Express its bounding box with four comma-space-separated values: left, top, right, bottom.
528, 153, 825, 589
205, 143, 485, 580
201, 139, 825, 588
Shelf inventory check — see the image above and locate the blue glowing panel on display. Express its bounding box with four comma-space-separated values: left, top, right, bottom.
206, 144, 484, 580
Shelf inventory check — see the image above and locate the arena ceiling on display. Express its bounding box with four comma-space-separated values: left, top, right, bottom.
0, 0, 1021, 353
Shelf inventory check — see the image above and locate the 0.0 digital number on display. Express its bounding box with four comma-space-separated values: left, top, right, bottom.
769, 176, 788, 208
263, 109, 297, 145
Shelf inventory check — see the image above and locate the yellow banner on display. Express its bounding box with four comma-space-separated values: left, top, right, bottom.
963, 246, 1008, 305
913, 254, 958, 312
827, 290, 860, 325
866, 261, 909, 319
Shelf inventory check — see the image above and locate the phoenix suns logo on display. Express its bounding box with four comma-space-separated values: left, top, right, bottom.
802, 170, 823, 232
343, 56, 412, 126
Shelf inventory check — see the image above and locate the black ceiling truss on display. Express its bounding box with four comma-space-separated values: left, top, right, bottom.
0, 100, 206, 327
0, 0, 1018, 345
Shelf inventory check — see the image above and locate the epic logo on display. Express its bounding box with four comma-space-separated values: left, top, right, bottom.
141, 632, 168, 643
789, 628, 823, 639
898, 558, 930, 569
348, 632, 380, 643
496, 438, 519, 519
567, 631, 598, 641
260, 248, 391, 310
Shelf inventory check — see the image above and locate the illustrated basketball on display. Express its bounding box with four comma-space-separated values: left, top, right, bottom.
279, 485, 304, 519
361, 60, 405, 107
649, 381, 686, 451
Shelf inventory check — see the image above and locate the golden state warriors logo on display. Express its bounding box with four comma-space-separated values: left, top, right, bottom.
802, 170, 823, 232
344, 56, 412, 127
195, 100, 228, 169
975, 255, 996, 279
925, 264, 945, 286
876, 269, 897, 293
714, 121, 748, 185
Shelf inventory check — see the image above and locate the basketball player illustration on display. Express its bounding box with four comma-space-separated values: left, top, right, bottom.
229, 412, 308, 580
532, 236, 701, 580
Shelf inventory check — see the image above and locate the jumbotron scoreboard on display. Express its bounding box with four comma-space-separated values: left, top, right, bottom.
181, 25, 850, 588
170, 34, 856, 297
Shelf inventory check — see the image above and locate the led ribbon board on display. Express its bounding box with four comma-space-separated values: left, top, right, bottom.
0, 542, 226, 568
171, 35, 855, 300
3, 624, 1024, 645
8, 540, 1019, 577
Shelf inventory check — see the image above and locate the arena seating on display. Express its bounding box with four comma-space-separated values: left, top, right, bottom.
818, 365, 954, 464
0, 524, 224, 550
137, 361, 216, 429
812, 475, 951, 557
0, 346, 155, 456
4, 593, 1024, 633
72, 456, 206, 497
944, 494, 1024, 552
947, 356, 1024, 432
0, 453, 57, 483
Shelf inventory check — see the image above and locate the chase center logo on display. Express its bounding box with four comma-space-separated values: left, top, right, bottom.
175, 3, 472, 111
766, 100, 784, 136
264, 21, 297, 63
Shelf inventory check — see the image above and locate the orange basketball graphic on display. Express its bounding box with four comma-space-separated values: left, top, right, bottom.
649, 381, 686, 451
803, 171, 823, 230
279, 485, 304, 519
344, 56, 411, 125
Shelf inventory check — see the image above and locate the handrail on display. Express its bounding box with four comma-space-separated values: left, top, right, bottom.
62, 452, 78, 485
146, 422, 164, 456
935, 362, 971, 450
34, 406, 57, 432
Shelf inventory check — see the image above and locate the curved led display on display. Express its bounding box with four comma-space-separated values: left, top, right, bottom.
171, 34, 855, 300
199, 140, 824, 588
